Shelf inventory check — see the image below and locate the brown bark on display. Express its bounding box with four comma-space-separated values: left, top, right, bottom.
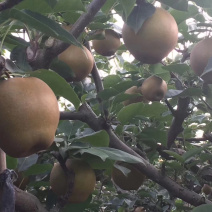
14, 187, 48, 212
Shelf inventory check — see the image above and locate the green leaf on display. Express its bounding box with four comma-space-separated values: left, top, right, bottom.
165, 161, 184, 171
24, 164, 53, 176
4, 34, 29, 47
49, 58, 75, 81
118, 0, 136, 19
74, 147, 109, 161
75, 147, 145, 164
97, 147, 145, 164
61, 11, 81, 24
162, 63, 190, 75
73, 130, 109, 147
166, 88, 202, 98
163, 150, 185, 163
190, 115, 207, 123
53, 0, 85, 12
29, 69, 81, 109
113, 92, 139, 104
82, 155, 114, 169
45, 0, 57, 8
114, 163, 132, 176
62, 195, 92, 212
158, 0, 188, 11
149, 64, 171, 81
88, 22, 110, 30
171, 4, 199, 25
182, 146, 207, 161
126, 3, 156, 33
6, 156, 17, 169
10, 46, 32, 72
192, 0, 212, 8
103, 75, 121, 88
57, 120, 84, 137
140, 128, 167, 146
97, 88, 119, 100
15, 0, 53, 13
200, 153, 212, 162
191, 204, 212, 212
101, 0, 118, 14
8, 9, 80, 46
117, 102, 166, 124
113, 81, 138, 92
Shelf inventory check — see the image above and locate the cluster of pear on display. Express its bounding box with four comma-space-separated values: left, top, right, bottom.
92, 7, 178, 64
0, 77, 60, 158
58, 7, 178, 97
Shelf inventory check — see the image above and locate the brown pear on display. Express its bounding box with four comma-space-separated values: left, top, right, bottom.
112, 162, 146, 190
122, 7, 178, 64
141, 75, 167, 101
50, 159, 96, 203
0, 77, 59, 158
134, 207, 146, 212
190, 37, 212, 84
202, 184, 212, 195
123, 86, 148, 106
58, 45, 94, 81
92, 29, 121, 56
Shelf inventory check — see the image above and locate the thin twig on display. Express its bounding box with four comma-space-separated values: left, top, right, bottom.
177, 137, 206, 142
84, 41, 109, 118
200, 96, 212, 111
165, 99, 176, 116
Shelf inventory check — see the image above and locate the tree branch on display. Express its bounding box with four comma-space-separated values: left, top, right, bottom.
60, 110, 86, 122
0, 0, 22, 11
84, 41, 104, 93
167, 97, 191, 149
14, 186, 48, 212
30, 0, 107, 70
165, 99, 176, 116
177, 137, 208, 143
60, 104, 212, 207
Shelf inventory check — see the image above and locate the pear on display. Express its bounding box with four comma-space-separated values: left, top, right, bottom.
141, 75, 167, 101
190, 37, 212, 84
122, 7, 178, 64
123, 86, 148, 106
50, 159, 96, 203
92, 29, 121, 56
112, 162, 146, 191
0, 77, 59, 158
58, 45, 94, 81
202, 184, 212, 195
